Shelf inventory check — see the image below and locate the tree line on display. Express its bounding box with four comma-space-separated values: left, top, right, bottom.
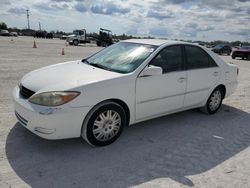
0, 21, 249, 46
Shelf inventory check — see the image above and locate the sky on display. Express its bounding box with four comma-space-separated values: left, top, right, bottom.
0, 0, 250, 41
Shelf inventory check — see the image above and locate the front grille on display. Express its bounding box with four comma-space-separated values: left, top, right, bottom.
20, 85, 35, 99
15, 111, 28, 126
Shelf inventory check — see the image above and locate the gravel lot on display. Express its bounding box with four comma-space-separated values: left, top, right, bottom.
0, 36, 250, 188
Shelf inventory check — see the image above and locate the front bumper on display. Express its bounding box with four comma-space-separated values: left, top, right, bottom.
12, 86, 92, 140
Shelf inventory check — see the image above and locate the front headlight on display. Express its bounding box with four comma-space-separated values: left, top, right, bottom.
29, 91, 80, 106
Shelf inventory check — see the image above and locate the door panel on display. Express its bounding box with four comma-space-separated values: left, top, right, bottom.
184, 67, 220, 107
183, 45, 220, 107
136, 71, 187, 120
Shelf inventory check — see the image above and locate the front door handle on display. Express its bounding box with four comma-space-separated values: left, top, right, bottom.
178, 77, 186, 83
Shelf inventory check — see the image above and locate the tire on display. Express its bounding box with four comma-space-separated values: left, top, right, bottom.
81, 101, 126, 146
219, 51, 222, 55
200, 87, 224, 114
248, 55, 250, 60
232, 55, 235, 59
73, 40, 79, 46
96, 41, 101, 46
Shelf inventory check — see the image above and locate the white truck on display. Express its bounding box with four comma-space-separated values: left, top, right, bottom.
66, 29, 91, 46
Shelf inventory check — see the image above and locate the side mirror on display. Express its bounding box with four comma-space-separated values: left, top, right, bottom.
140, 65, 163, 77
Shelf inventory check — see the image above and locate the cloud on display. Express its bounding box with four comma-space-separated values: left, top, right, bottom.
34, 3, 54, 11
229, 29, 250, 36
149, 27, 170, 37
74, 3, 88, 12
1, 0, 250, 41
7, 7, 27, 15
1, 0, 11, 5
90, 2, 130, 15
185, 22, 214, 32
34, 2, 71, 11
51, 3, 69, 10
51, 0, 73, 2
147, 9, 173, 20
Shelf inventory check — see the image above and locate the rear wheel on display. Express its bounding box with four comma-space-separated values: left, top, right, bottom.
200, 87, 224, 114
82, 101, 126, 146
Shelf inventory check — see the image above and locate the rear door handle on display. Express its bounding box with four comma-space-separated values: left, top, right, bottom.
178, 77, 186, 83
213, 72, 219, 76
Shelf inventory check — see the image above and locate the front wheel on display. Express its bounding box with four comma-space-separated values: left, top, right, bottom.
82, 101, 126, 146
200, 87, 224, 114
73, 40, 79, 46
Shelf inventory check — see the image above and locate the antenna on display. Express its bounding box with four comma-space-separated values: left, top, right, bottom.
26, 9, 30, 30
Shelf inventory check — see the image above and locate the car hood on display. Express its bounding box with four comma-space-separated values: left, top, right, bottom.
20, 60, 123, 93
234, 49, 250, 52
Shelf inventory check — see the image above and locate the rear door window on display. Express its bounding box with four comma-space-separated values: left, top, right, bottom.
185, 45, 217, 70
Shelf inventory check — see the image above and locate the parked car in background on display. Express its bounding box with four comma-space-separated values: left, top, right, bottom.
13, 39, 238, 146
212, 44, 232, 55
10, 32, 18, 37
46, 33, 53, 39
34, 31, 46, 38
232, 46, 250, 60
0, 30, 11, 36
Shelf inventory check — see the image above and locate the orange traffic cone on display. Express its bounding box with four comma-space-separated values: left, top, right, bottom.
33, 40, 37, 48
61, 48, 65, 55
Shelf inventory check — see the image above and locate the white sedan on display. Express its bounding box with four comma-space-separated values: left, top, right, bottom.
13, 39, 238, 146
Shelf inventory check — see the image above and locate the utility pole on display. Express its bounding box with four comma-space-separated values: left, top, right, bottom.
39, 22, 41, 31
26, 9, 30, 30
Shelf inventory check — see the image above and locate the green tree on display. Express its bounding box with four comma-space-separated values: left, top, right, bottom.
0, 22, 8, 30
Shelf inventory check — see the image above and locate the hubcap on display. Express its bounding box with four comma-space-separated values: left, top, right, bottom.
93, 110, 121, 141
209, 90, 222, 111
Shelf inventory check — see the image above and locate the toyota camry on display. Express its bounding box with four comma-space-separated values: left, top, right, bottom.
13, 39, 238, 146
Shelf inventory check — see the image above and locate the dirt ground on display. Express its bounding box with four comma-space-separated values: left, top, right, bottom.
0, 36, 250, 188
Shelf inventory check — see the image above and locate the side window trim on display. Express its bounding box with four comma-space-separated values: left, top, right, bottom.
149, 44, 185, 74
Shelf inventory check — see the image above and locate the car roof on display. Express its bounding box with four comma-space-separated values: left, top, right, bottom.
123, 39, 191, 46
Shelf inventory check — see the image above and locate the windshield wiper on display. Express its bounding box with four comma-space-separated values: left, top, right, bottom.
88, 63, 111, 71
82, 59, 110, 71
82, 60, 123, 73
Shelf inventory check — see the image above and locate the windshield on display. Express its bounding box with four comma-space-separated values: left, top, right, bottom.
86, 42, 157, 73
